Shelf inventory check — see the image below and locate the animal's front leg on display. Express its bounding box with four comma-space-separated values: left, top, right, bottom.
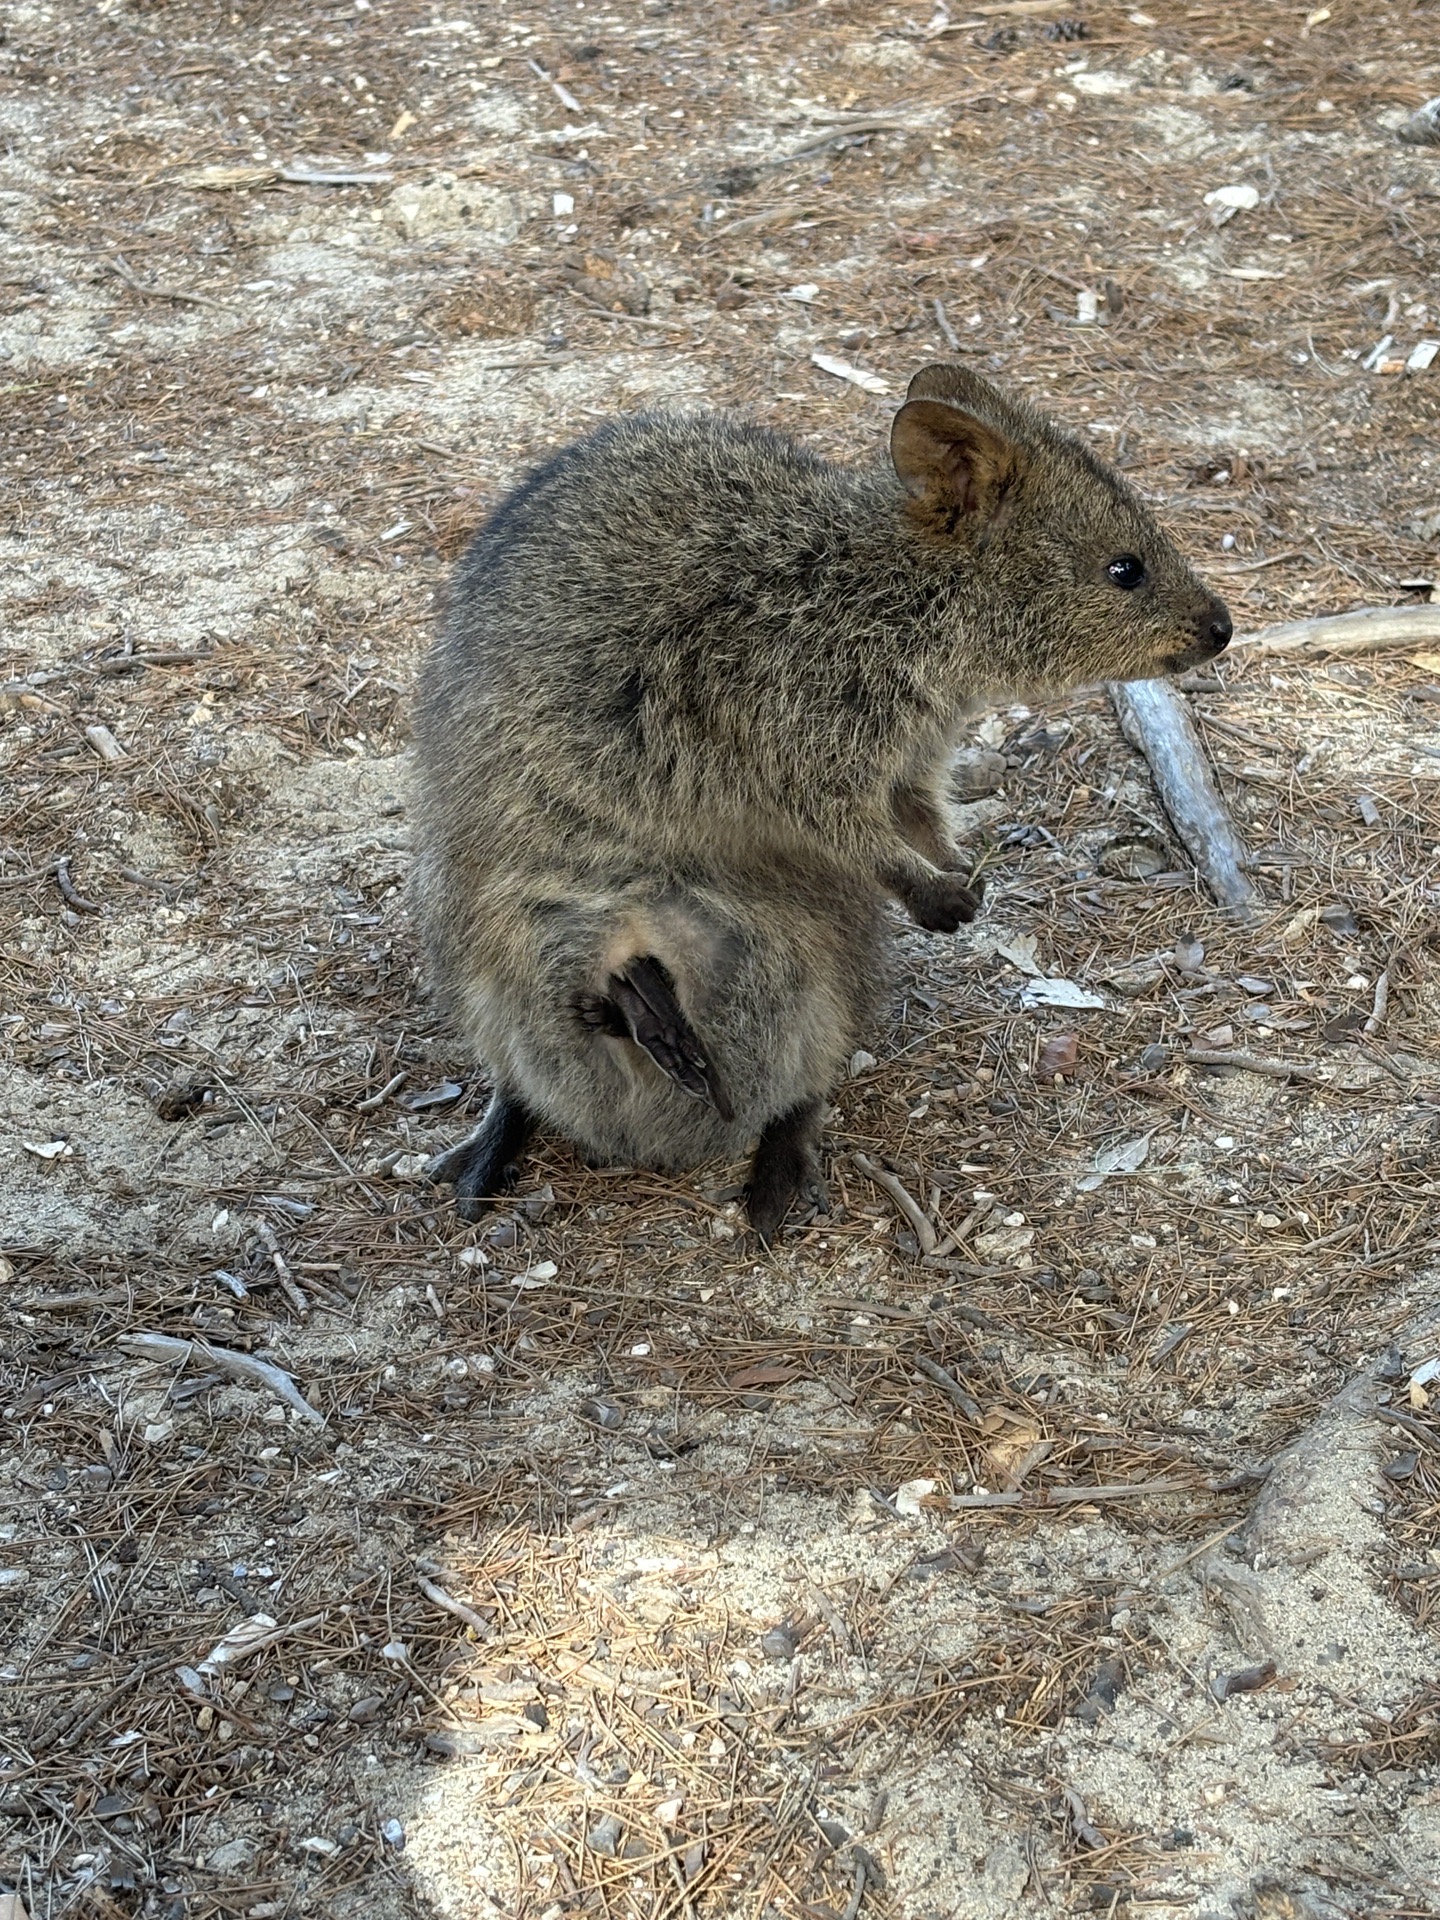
891, 780, 964, 870
876, 842, 984, 933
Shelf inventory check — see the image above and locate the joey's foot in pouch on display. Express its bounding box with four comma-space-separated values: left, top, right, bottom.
575, 991, 628, 1037
582, 956, 735, 1122
747, 1095, 826, 1246
903, 870, 985, 934
427, 1091, 535, 1222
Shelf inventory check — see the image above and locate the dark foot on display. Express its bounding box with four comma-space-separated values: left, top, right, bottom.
575, 991, 628, 1037
427, 1091, 535, 1223
902, 870, 984, 934
747, 1095, 825, 1246
590, 955, 735, 1122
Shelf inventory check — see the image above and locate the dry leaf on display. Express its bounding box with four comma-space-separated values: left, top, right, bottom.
1280, 906, 1321, 947
996, 932, 1043, 976
984, 1423, 1050, 1490
728, 1362, 798, 1389
1076, 1131, 1153, 1191
1036, 1033, 1078, 1078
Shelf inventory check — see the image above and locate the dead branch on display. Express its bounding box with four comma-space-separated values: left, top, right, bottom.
1108, 677, 1258, 910
117, 1331, 327, 1426
852, 1153, 938, 1253
1237, 604, 1440, 658
1187, 1048, 1328, 1082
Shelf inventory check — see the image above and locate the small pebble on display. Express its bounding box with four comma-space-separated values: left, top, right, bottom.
520, 1183, 556, 1222
587, 1813, 624, 1857
760, 1624, 799, 1660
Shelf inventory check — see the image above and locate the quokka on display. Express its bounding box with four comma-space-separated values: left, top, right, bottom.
411, 363, 1230, 1238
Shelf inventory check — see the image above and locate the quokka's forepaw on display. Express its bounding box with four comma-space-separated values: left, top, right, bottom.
908, 871, 984, 934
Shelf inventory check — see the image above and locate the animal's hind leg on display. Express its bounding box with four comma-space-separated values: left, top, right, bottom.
428, 1090, 535, 1222
747, 1094, 825, 1246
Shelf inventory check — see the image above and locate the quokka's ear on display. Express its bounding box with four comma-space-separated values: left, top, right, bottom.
890, 396, 1025, 523
905, 361, 1009, 413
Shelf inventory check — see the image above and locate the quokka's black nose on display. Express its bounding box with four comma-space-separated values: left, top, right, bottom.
1205, 607, 1233, 653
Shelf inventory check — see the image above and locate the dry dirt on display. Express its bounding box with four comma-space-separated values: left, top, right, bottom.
3, 1, 1440, 1917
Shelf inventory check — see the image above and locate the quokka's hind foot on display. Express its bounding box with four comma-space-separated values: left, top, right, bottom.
428, 1090, 535, 1222
747, 1095, 826, 1247
578, 955, 734, 1121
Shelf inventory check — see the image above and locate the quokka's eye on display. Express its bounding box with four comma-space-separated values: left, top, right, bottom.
1106, 554, 1147, 590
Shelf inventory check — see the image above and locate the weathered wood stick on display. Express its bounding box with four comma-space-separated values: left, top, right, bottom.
1236, 603, 1440, 657
852, 1152, 938, 1253
117, 1331, 326, 1426
945, 1479, 1189, 1510
1187, 1047, 1327, 1082
1107, 677, 1258, 910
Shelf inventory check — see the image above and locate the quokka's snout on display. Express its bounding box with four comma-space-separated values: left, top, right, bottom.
411, 364, 1226, 1238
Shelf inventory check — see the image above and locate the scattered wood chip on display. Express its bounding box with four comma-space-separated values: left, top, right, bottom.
810, 352, 890, 395
84, 723, 125, 763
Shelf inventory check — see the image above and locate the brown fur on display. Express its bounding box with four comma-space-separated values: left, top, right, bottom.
411, 364, 1229, 1233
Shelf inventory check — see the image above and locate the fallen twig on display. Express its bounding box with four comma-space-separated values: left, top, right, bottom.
416, 1573, 493, 1636
54, 857, 102, 915
1151, 1519, 1248, 1585
193, 1609, 327, 1677
568, 292, 698, 335
932, 296, 961, 351
278, 164, 394, 186
108, 252, 227, 309
1364, 968, 1390, 1038
946, 1479, 1190, 1509
527, 57, 583, 116
0, 860, 61, 888
34, 1652, 176, 1753
1187, 1047, 1327, 1082
852, 1153, 937, 1253
911, 1353, 983, 1423
356, 1070, 407, 1112
1214, 547, 1310, 575
1108, 677, 1257, 910
116, 1331, 326, 1425
1236, 603, 1440, 658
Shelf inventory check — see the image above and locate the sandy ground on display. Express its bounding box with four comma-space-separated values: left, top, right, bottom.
3, 1, 1440, 1916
